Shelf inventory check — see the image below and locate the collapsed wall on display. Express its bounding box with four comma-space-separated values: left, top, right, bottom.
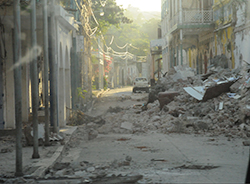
68, 61, 250, 140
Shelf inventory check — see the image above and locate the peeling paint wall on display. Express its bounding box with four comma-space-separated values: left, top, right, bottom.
213, 0, 235, 69
234, 30, 250, 68
234, 2, 250, 68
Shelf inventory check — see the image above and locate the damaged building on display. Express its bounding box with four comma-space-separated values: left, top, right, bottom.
160, 0, 250, 75
0, 0, 80, 130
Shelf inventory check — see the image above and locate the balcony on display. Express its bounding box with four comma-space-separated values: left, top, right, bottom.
167, 9, 213, 34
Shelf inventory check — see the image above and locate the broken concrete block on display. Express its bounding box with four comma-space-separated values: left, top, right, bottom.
98, 124, 112, 134
53, 162, 70, 171
184, 80, 236, 101
125, 156, 132, 162
1, 148, 13, 153
88, 129, 98, 140
151, 116, 161, 122
121, 122, 133, 131
195, 121, 209, 131
243, 141, 250, 146
187, 117, 199, 121
158, 91, 180, 109
74, 170, 87, 177
54, 169, 67, 177
219, 102, 224, 110
24, 124, 44, 146
87, 167, 95, 172
230, 79, 242, 93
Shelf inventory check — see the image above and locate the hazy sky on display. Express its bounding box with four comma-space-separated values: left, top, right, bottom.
115, 0, 161, 12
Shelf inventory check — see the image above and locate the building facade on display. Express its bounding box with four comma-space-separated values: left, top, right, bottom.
0, 1, 78, 129
161, 0, 247, 74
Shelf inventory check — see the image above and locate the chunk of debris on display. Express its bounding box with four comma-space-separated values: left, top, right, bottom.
90, 174, 143, 184
121, 122, 133, 131
0, 148, 13, 153
243, 141, 250, 146
151, 158, 167, 162
175, 164, 219, 170
88, 129, 98, 140
68, 110, 105, 126
24, 124, 44, 146
158, 91, 180, 109
107, 106, 124, 113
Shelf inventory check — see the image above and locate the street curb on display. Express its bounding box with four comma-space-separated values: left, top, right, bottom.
30, 126, 78, 178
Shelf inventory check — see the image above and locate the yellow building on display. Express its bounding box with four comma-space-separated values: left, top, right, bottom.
161, 0, 243, 74
213, 0, 235, 68
161, 0, 214, 74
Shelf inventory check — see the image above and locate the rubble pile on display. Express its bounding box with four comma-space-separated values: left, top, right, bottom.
0, 136, 15, 154
95, 64, 250, 139
68, 110, 105, 127
67, 62, 250, 139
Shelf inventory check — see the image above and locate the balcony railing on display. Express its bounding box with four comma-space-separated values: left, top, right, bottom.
167, 9, 213, 33
183, 10, 213, 24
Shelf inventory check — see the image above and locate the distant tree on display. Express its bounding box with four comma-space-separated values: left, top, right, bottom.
141, 18, 161, 41
91, 0, 132, 35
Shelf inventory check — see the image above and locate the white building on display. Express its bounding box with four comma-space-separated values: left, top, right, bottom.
0, 1, 77, 129
234, 2, 250, 68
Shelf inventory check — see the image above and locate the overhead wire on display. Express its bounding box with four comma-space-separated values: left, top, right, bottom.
100, 0, 107, 7
115, 42, 129, 49
74, 0, 137, 60
93, 35, 136, 61
129, 44, 139, 50
109, 35, 114, 45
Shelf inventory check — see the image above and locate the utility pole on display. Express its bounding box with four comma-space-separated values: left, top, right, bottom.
125, 45, 128, 86
30, 0, 40, 159
43, 0, 50, 146
98, 37, 103, 90
48, 0, 58, 134
13, 0, 23, 176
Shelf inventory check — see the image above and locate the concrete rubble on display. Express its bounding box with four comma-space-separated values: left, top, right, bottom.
2, 61, 250, 182
24, 124, 65, 146
67, 64, 250, 141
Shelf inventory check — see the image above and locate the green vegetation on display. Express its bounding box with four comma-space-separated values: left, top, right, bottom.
77, 87, 87, 100
90, 0, 132, 35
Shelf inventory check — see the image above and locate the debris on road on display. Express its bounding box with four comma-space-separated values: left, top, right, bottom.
68, 110, 105, 127
158, 91, 180, 109
175, 164, 220, 170
79, 64, 250, 139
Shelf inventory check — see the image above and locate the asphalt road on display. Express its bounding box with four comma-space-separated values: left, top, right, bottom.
59, 87, 250, 184
88, 86, 148, 116
59, 131, 249, 184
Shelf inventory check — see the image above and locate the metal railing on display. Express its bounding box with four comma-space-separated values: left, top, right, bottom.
166, 9, 213, 33
183, 10, 213, 24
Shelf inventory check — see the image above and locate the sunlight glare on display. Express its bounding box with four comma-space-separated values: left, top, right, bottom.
116, 0, 161, 12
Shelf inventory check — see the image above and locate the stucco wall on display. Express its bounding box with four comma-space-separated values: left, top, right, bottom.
56, 21, 72, 128
234, 30, 250, 68
234, 2, 250, 68
4, 29, 15, 129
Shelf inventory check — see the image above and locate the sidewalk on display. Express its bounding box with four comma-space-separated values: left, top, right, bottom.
0, 126, 77, 178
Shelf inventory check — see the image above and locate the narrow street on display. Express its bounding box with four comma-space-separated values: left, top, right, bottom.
45, 87, 249, 184
1, 0, 250, 184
